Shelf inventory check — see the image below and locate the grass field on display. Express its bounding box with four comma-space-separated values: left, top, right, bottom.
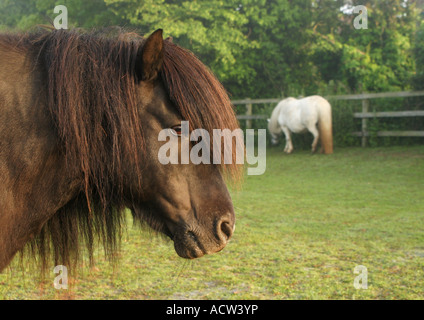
1, 146, 423, 300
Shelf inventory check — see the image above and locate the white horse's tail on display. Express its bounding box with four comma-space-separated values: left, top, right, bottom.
317, 98, 333, 154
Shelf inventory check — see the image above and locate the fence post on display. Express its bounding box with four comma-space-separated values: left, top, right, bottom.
361, 98, 369, 147
246, 98, 252, 129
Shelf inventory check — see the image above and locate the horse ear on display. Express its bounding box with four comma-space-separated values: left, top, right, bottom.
137, 29, 164, 82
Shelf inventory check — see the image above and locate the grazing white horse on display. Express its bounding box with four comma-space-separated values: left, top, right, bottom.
268, 95, 333, 154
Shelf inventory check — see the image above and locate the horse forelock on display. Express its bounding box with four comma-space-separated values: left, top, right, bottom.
161, 40, 242, 182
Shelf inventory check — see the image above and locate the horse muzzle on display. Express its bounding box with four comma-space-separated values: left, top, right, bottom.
171, 213, 235, 259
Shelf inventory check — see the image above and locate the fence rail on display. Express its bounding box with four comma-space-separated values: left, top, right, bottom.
352, 131, 424, 137
233, 91, 424, 147
232, 91, 424, 106
353, 110, 424, 118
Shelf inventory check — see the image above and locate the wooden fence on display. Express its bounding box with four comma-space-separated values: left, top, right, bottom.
233, 91, 424, 147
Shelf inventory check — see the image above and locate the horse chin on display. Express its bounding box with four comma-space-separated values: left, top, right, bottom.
172, 228, 227, 259
173, 231, 207, 259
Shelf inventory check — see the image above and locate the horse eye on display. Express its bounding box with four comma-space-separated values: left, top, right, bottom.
170, 125, 182, 136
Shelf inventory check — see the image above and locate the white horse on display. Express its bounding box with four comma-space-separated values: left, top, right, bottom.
268, 95, 333, 154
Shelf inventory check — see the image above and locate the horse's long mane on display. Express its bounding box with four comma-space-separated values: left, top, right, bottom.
0, 28, 241, 270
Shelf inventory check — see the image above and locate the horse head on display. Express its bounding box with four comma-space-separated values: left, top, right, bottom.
267, 118, 281, 145
130, 30, 240, 258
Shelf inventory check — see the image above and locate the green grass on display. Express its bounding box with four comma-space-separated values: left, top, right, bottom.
1, 146, 423, 299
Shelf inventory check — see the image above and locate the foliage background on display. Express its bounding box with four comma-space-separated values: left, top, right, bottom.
0, 0, 423, 148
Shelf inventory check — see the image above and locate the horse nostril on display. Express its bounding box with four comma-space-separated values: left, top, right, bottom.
217, 217, 234, 243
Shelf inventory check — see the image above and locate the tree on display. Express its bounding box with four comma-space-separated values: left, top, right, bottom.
413, 20, 424, 89
0, 0, 420, 96
0, 0, 125, 30
229, 0, 317, 98
312, 0, 418, 92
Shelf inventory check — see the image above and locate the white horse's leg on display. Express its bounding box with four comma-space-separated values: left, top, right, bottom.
281, 127, 293, 153
308, 125, 319, 153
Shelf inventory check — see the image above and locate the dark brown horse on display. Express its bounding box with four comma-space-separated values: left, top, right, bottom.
0, 28, 242, 272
